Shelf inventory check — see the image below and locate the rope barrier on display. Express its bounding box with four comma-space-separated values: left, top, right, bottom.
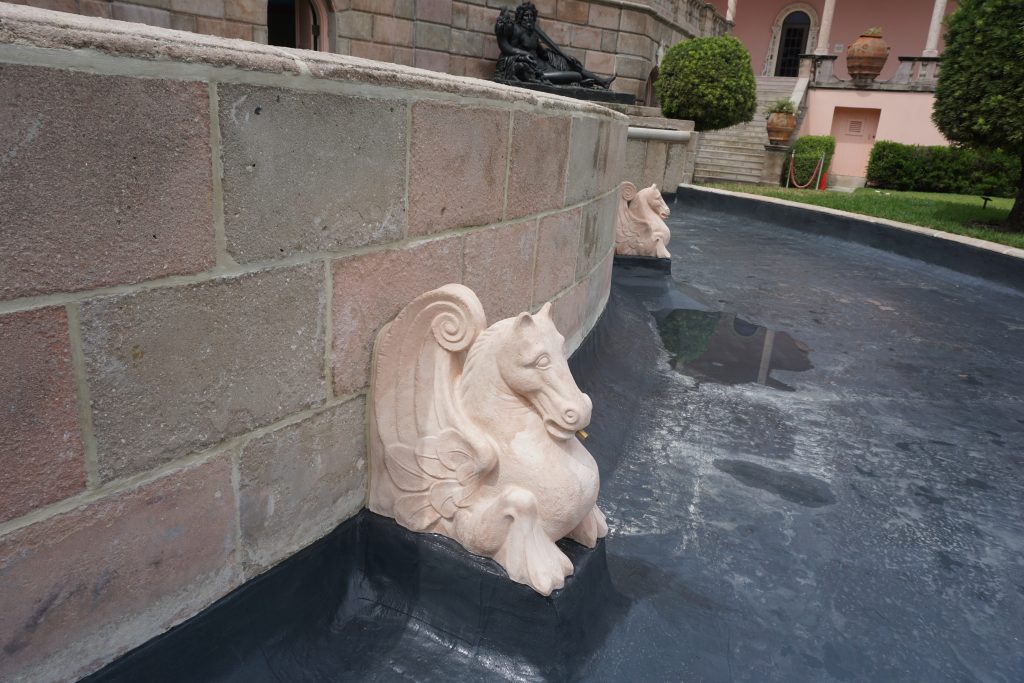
787, 153, 824, 189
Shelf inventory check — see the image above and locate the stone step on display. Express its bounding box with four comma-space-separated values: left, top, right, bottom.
692, 172, 763, 185
695, 161, 764, 175
700, 146, 767, 157
696, 149, 766, 162
701, 139, 766, 147
702, 124, 768, 134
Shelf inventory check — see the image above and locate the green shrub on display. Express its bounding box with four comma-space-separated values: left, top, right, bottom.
787, 136, 836, 186
655, 36, 757, 131
867, 141, 1017, 197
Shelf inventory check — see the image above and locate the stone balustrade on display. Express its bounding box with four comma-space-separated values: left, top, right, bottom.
804, 54, 941, 92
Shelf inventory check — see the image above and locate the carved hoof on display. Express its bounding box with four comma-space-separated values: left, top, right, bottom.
568, 505, 608, 548
494, 505, 574, 595
505, 536, 574, 596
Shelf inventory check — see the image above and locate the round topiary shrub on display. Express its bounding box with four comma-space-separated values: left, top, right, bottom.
655, 36, 757, 131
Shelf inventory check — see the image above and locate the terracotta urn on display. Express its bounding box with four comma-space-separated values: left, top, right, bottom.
847, 30, 890, 83
766, 112, 797, 145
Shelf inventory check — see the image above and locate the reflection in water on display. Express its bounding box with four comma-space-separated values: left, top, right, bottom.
656, 309, 812, 391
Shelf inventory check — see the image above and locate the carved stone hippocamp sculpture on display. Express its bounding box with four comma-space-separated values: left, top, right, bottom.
368, 284, 607, 595
615, 181, 672, 259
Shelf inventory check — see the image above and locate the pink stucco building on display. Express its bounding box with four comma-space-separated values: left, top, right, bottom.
705, 0, 955, 187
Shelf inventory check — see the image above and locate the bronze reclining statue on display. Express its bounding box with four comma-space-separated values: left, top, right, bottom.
494, 1, 616, 89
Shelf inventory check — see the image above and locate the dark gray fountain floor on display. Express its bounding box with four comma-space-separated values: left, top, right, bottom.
85, 203, 1024, 683
577, 204, 1024, 682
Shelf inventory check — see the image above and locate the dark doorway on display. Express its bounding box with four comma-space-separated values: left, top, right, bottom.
267, 0, 326, 51
267, 0, 296, 48
774, 11, 810, 77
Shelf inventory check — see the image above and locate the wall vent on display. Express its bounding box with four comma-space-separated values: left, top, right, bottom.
848, 120, 864, 135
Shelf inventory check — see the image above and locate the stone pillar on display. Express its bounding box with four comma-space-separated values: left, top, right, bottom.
922, 0, 948, 57
761, 145, 789, 187
814, 0, 837, 55
726, 0, 737, 23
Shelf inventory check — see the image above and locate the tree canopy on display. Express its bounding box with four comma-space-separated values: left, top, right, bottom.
933, 0, 1024, 231
655, 36, 757, 132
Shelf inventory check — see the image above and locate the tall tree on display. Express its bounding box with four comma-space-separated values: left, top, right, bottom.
933, 0, 1024, 231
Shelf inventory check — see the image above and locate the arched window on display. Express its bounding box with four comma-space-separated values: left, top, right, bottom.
762, 4, 819, 77
268, 0, 329, 51
775, 11, 810, 77
643, 67, 660, 107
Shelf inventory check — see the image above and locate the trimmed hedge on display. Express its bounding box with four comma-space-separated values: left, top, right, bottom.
866, 141, 1017, 197
788, 136, 836, 186
655, 36, 757, 131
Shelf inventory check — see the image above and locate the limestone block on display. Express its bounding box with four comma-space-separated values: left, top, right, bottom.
373, 16, 413, 45
533, 207, 582, 305
414, 48, 450, 71
588, 4, 619, 29
368, 284, 606, 595
625, 138, 647, 187
111, 3, 172, 26
551, 279, 586, 347
599, 119, 628, 193
556, 0, 588, 24
615, 182, 671, 258
565, 116, 602, 205
409, 102, 508, 235
464, 220, 537, 322
0, 65, 214, 301
80, 265, 326, 481
0, 455, 236, 683
239, 398, 367, 576
642, 140, 668, 187
170, 0, 224, 17
219, 84, 407, 262
415, 21, 451, 51
330, 238, 462, 395
224, 0, 265, 24
664, 141, 689, 189
416, 0, 452, 24
576, 191, 617, 279
507, 111, 570, 219
0, 308, 85, 523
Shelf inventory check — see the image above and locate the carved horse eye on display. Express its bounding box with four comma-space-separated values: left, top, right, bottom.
534, 354, 551, 369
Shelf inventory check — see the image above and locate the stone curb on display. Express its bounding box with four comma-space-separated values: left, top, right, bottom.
681, 184, 1024, 261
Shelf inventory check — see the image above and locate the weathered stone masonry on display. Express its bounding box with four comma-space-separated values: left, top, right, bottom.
4, 0, 730, 102
0, 6, 624, 682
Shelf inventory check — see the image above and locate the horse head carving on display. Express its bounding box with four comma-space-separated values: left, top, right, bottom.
369, 284, 607, 595
615, 181, 672, 259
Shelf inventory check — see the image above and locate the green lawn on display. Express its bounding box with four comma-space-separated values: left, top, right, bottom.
704, 185, 1024, 250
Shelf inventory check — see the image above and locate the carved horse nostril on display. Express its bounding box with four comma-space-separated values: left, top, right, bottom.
564, 409, 578, 424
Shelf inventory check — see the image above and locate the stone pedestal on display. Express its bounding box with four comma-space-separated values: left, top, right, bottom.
761, 144, 789, 186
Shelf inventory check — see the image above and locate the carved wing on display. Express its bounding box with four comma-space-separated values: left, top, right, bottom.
371, 284, 499, 532
615, 181, 645, 254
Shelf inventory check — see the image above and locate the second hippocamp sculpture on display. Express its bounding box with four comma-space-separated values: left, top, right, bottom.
368, 284, 607, 595
615, 181, 672, 259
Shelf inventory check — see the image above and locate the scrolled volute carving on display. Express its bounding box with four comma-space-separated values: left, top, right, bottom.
615, 181, 672, 259
369, 284, 607, 595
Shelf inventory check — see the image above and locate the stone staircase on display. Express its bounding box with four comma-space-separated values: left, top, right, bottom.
693, 77, 797, 185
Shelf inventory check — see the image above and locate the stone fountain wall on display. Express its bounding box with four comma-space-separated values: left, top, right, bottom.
0, 6, 624, 682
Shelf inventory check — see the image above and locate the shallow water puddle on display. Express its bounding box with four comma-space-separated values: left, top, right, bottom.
654, 309, 812, 390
